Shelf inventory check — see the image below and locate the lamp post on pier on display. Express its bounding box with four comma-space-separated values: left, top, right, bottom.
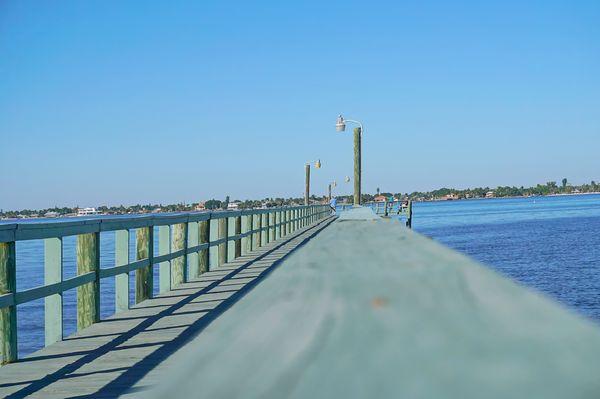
328, 180, 337, 201
335, 115, 364, 206
305, 160, 322, 205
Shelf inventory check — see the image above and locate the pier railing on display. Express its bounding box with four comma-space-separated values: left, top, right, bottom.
0, 204, 329, 364
338, 200, 413, 227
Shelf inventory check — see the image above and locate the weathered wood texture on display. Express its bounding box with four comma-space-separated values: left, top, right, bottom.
199, 220, 210, 274
152, 207, 600, 399
135, 227, 153, 303
171, 223, 187, 287
234, 216, 242, 257
0, 217, 332, 398
354, 126, 361, 206
76, 233, 99, 330
218, 218, 228, 266
0, 242, 16, 364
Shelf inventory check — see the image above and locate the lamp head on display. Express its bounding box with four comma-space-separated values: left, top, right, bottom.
345, 176, 350, 183
335, 115, 346, 132
315, 159, 322, 169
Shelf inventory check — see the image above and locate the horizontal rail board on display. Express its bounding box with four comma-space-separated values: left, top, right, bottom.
13, 272, 96, 305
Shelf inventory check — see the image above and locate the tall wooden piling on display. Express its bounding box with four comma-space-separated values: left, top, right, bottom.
253, 213, 262, 249
77, 233, 100, 331
234, 216, 242, 258
0, 241, 16, 364
136, 227, 153, 303
406, 200, 413, 229
171, 223, 187, 287
218, 217, 228, 266
354, 127, 361, 206
245, 215, 253, 254
199, 220, 210, 273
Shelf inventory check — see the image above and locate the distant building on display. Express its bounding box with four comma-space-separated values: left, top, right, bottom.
77, 207, 99, 216
374, 195, 387, 202
443, 193, 459, 200
485, 191, 495, 198
195, 202, 206, 211
227, 202, 240, 210
44, 211, 59, 218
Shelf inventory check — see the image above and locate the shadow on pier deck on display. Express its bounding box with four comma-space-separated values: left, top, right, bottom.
0, 217, 335, 398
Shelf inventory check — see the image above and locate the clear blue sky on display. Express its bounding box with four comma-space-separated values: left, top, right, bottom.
1, 1, 599, 210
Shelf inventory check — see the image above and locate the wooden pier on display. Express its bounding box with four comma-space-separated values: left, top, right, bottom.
2, 206, 600, 398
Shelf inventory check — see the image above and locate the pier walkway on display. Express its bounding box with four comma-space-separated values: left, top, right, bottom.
2, 207, 600, 398
0, 213, 333, 398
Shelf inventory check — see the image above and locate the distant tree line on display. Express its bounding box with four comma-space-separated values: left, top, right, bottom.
2, 179, 598, 218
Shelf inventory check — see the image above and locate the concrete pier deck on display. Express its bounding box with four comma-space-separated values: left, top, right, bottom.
150, 208, 600, 399
2, 208, 600, 398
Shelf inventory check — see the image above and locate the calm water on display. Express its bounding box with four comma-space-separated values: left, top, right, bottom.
5, 194, 600, 358
412, 194, 600, 322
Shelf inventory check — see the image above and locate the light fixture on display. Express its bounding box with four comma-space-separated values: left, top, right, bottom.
335, 115, 346, 132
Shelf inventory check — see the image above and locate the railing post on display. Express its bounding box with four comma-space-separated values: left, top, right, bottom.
115, 230, 129, 313
282, 209, 287, 237
159, 225, 171, 293
234, 216, 242, 258
188, 221, 200, 279
275, 210, 281, 240
199, 219, 210, 272
172, 223, 187, 286
0, 241, 17, 364
77, 232, 100, 331
44, 237, 63, 346
218, 217, 228, 266
136, 226, 153, 303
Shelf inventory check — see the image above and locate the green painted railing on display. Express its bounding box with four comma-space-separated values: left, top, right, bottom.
0, 204, 330, 364
338, 201, 413, 227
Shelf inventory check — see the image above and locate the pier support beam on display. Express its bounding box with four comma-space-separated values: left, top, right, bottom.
354, 127, 361, 206
136, 227, 153, 303
199, 220, 210, 273
171, 223, 187, 287
218, 218, 228, 266
0, 241, 16, 364
77, 233, 100, 331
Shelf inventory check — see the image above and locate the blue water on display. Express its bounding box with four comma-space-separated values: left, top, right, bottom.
412, 194, 600, 322
5, 195, 600, 358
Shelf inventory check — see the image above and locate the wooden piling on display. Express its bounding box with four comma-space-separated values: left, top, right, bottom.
171, 223, 187, 287
199, 220, 210, 273
218, 217, 228, 266
354, 127, 361, 206
406, 200, 413, 229
234, 216, 242, 258
76, 233, 100, 331
0, 241, 16, 364
136, 227, 153, 303
253, 213, 262, 249
245, 215, 253, 254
